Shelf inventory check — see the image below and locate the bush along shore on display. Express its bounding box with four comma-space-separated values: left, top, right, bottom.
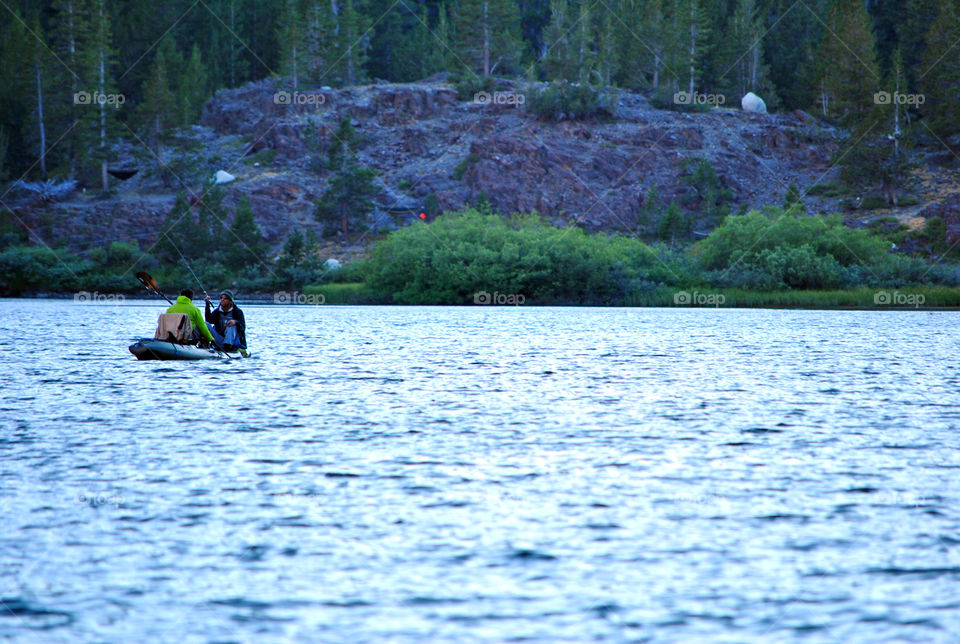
3, 206, 959, 309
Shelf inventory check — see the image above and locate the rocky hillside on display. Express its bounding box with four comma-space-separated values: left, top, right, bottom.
10, 77, 960, 257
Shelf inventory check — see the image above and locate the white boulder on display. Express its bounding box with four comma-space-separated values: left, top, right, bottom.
214, 170, 236, 184
741, 92, 767, 114
323, 258, 342, 271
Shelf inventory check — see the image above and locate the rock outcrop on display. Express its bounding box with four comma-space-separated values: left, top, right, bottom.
17, 78, 855, 252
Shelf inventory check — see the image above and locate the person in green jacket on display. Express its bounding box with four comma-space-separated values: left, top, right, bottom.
166, 289, 216, 345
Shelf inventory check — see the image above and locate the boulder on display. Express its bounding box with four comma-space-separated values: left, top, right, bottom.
214, 170, 236, 185
741, 92, 767, 114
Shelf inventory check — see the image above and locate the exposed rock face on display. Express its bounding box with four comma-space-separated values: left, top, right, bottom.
20, 79, 849, 252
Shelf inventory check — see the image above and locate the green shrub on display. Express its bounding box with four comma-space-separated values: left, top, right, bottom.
304, 282, 377, 304
453, 153, 479, 180
454, 75, 495, 102
805, 182, 847, 197
526, 81, 615, 121
363, 208, 671, 304
695, 208, 889, 270
0, 245, 90, 294
694, 207, 898, 289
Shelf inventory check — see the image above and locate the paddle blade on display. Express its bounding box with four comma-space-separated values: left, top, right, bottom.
136, 271, 159, 292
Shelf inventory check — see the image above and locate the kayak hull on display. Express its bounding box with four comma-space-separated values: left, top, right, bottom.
129, 339, 232, 360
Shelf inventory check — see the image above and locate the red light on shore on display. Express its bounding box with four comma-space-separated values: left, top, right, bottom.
419, 212, 426, 219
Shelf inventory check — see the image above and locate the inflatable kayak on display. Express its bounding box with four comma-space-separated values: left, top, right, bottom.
129, 338, 245, 360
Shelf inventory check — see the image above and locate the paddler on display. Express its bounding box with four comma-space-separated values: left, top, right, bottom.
166, 289, 217, 346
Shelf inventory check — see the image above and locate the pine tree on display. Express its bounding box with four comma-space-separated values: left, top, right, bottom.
611, 0, 645, 89
193, 184, 229, 264
158, 191, 196, 263
677, 0, 710, 97
897, 0, 940, 88
842, 47, 915, 204
919, 0, 960, 137
643, 0, 672, 90
452, 0, 522, 77
302, 0, 336, 85
541, 0, 573, 80
573, 1, 594, 83
657, 200, 684, 244
436, 3, 453, 72
138, 36, 178, 154
77, 0, 122, 192
280, 229, 306, 267
179, 45, 209, 127
760, 0, 830, 110
49, 0, 91, 177
813, 1, 880, 126
226, 194, 268, 268
0, 14, 34, 179
595, 10, 616, 87
333, 0, 370, 86
716, 0, 775, 104
277, 0, 305, 88
314, 116, 379, 235
29, 14, 51, 179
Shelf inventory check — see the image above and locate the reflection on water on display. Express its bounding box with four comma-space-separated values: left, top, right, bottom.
1, 300, 959, 642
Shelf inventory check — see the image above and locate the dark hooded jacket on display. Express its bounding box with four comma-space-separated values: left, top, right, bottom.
205, 300, 247, 348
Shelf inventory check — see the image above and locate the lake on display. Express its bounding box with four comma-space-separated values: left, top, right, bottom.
1, 299, 959, 642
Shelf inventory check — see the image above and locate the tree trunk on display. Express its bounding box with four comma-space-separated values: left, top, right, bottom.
98, 1, 108, 192
483, 1, 490, 77
67, 0, 78, 177
35, 54, 47, 179
688, 3, 696, 97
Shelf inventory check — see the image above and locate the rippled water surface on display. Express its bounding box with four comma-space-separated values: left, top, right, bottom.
2, 299, 959, 643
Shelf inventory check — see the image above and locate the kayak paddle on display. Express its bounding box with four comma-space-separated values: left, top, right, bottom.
136, 271, 173, 304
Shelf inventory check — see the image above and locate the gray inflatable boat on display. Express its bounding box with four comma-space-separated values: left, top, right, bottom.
129, 339, 242, 360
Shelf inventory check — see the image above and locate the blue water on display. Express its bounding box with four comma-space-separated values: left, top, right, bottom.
1, 300, 959, 642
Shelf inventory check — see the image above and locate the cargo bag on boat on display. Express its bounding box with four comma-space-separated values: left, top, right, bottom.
155, 313, 194, 343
